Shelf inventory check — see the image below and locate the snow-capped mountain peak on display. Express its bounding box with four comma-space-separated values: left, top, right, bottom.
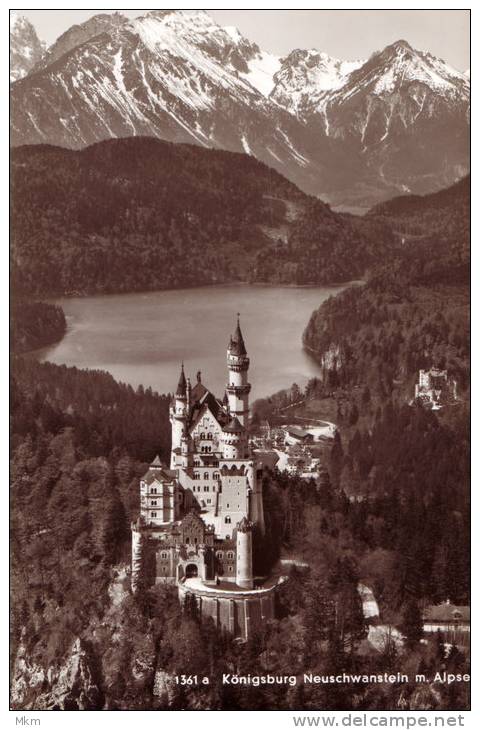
361, 39, 469, 97
10, 12, 45, 82
270, 48, 364, 115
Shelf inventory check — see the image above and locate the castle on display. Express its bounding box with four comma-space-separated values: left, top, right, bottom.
414, 367, 457, 409
131, 317, 282, 639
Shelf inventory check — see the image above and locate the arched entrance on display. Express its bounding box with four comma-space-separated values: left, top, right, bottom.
185, 563, 198, 578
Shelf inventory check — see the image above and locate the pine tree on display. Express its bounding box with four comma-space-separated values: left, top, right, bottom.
401, 599, 424, 647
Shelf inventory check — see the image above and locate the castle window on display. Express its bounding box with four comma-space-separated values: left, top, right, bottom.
225, 516, 231, 524
227, 551, 234, 559
151, 500, 157, 506
228, 566, 233, 572
185, 537, 190, 544
151, 487, 157, 494
161, 552, 168, 559
151, 512, 157, 518
203, 472, 209, 480
207, 433, 213, 440
217, 551, 223, 559
207, 499, 211, 505
204, 486, 209, 492
194, 460, 200, 467
193, 472, 200, 480
213, 472, 220, 480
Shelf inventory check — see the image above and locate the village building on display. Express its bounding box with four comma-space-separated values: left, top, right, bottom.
284, 426, 314, 446
423, 602, 470, 634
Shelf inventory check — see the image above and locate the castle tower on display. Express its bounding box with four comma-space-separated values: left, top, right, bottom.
221, 417, 248, 460
180, 427, 191, 470
236, 517, 253, 589
226, 316, 251, 429
169, 363, 188, 468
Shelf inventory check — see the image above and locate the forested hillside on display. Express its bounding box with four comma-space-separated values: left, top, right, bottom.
303, 176, 470, 395
367, 175, 470, 286
11, 300, 66, 353
11, 138, 395, 297
11, 357, 469, 710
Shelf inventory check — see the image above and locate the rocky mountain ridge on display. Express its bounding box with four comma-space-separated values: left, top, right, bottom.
10, 10, 470, 208
10, 12, 46, 82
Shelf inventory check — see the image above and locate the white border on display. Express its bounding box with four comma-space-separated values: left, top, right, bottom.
3, 3, 475, 726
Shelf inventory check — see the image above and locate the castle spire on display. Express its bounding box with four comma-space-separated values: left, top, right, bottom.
176, 362, 187, 397
229, 313, 247, 356
226, 315, 251, 429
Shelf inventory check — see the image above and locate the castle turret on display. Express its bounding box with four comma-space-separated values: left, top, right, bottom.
226, 316, 251, 429
236, 517, 253, 589
221, 416, 248, 459
170, 363, 188, 467
181, 427, 191, 470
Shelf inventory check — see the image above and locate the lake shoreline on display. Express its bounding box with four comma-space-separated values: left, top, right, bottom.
22, 284, 356, 401
36, 278, 365, 305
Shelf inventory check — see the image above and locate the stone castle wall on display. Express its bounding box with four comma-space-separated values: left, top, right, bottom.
177, 580, 280, 640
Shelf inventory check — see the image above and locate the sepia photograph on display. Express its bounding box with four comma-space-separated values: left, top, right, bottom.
9, 5, 470, 715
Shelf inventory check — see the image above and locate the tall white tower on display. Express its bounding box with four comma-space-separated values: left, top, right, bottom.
169, 363, 188, 468
236, 517, 253, 589
226, 316, 251, 429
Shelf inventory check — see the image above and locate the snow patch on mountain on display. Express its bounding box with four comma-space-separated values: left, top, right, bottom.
271, 49, 364, 115
223, 26, 242, 43
241, 135, 252, 154
241, 51, 281, 96
366, 42, 468, 97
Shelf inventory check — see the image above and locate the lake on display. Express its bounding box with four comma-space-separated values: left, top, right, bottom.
31, 285, 346, 400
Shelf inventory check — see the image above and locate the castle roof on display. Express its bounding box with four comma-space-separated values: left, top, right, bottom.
188, 389, 229, 432
190, 380, 208, 402
229, 317, 247, 357
142, 466, 176, 484
176, 363, 187, 397
223, 416, 245, 433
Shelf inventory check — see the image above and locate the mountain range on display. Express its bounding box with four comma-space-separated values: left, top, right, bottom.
10, 10, 470, 208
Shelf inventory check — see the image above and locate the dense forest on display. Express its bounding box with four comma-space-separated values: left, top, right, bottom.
303, 175, 470, 396
368, 175, 470, 287
11, 138, 395, 297
10, 357, 469, 710
10, 300, 66, 353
